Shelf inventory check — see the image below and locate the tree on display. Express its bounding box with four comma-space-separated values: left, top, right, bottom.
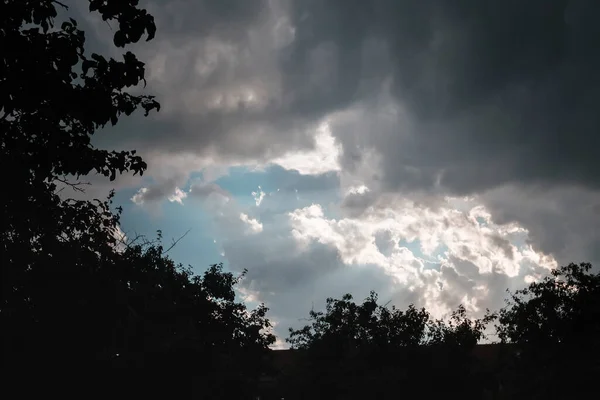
284, 292, 495, 399
427, 304, 494, 347
425, 304, 498, 399
1, 2, 275, 396
496, 262, 600, 399
285, 292, 431, 399
109, 236, 276, 397
287, 292, 430, 352
2, 0, 159, 373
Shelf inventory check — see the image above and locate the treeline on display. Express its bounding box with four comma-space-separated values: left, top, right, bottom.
272, 261, 600, 399
2, 1, 599, 399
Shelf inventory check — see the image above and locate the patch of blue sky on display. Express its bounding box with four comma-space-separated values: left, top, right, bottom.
214, 166, 277, 208
112, 187, 223, 275
215, 165, 341, 215
430, 243, 450, 260
397, 238, 425, 258
111, 165, 342, 278
476, 216, 488, 226
396, 238, 447, 270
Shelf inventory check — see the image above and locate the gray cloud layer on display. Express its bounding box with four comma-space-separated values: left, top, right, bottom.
73, 0, 600, 285
287, 0, 600, 194
86, 0, 600, 194
60, 0, 600, 342
128, 1, 594, 206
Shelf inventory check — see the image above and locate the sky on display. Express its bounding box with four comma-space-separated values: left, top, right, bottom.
69, 0, 600, 347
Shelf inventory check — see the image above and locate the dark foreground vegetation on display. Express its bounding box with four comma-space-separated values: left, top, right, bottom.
2, 1, 599, 399
267, 261, 600, 399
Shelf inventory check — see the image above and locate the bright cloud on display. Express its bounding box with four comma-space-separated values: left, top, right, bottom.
270, 122, 341, 175
287, 196, 556, 317
239, 213, 264, 234
168, 187, 188, 204
131, 187, 148, 205
252, 186, 266, 207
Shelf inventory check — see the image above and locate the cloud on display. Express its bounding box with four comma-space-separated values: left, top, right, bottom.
86, 1, 600, 197
480, 184, 600, 266
168, 187, 188, 204
93, 0, 314, 162
192, 185, 557, 341
284, 0, 600, 195
131, 177, 232, 209
131, 181, 182, 206
222, 215, 399, 338
183, 185, 398, 337
287, 196, 556, 316
188, 181, 231, 201
71, 0, 600, 342
110, 224, 128, 253
269, 121, 342, 175
252, 186, 266, 207
239, 213, 263, 234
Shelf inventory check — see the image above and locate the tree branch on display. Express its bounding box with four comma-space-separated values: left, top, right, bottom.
163, 228, 191, 254
52, 1, 69, 10
55, 176, 91, 193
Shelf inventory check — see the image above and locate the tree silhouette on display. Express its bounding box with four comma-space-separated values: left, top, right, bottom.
0, 2, 275, 396
287, 292, 429, 352
2, 0, 158, 373
110, 238, 276, 397
284, 292, 495, 399
496, 262, 600, 399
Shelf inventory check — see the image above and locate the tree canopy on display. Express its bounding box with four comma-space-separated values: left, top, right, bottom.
1, 2, 274, 395
2, 0, 158, 335
287, 291, 494, 351
284, 292, 496, 399
495, 262, 600, 399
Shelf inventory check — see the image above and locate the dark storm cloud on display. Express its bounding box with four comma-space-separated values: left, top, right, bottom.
284, 0, 600, 194
72, 0, 600, 270
77, 0, 315, 162
481, 185, 600, 266
79, 0, 600, 194
147, 0, 269, 39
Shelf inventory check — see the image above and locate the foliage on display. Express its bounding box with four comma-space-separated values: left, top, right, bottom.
0, 2, 274, 396
1, 0, 159, 184
2, 0, 159, 370
287, 291, 494, 351
496, 262, 600, 399
110, 237, 276, 396
497, 262, 600, 344
284, 292, 496, 399
113, 236, 276, 360
427, 304, 496, 348
287, 292, 430, 352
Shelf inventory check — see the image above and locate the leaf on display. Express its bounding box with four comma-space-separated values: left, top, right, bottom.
113, 31, 125, 48
2, 0, 166, 383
